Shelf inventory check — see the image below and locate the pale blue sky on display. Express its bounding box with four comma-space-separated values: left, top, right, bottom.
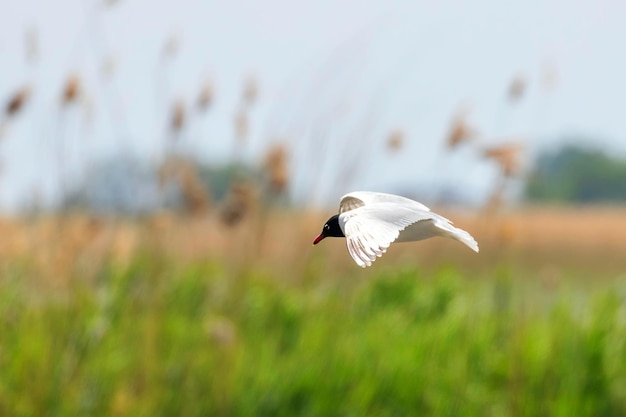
1, 0, 626, 210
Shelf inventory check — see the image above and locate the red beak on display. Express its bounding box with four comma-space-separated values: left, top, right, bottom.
313, 234, 326, 245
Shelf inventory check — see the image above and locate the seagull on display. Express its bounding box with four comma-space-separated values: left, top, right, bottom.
313, 191, 479, 267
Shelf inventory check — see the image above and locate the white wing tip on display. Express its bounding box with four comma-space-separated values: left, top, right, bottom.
459, 233, 479, 253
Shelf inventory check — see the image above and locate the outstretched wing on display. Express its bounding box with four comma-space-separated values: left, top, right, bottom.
339, 204, 437, 268
339, 191, 430, 214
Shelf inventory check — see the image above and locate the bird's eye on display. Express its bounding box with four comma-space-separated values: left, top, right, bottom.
324, 224, 329, 230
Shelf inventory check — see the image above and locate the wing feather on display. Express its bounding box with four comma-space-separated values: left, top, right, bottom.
338, 194, 365, 214
339, 191, 430, 214
339, 205, 435, 267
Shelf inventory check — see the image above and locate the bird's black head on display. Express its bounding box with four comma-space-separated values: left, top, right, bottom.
313, 214, 345, 245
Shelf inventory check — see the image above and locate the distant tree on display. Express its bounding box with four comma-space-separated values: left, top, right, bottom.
195, 161, 258, 201
61, 155, 162, 214
59, 155, 261, 214
525, 144, 626, 203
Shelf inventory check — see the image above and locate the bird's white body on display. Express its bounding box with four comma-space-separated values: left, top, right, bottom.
336, 191, 479, 267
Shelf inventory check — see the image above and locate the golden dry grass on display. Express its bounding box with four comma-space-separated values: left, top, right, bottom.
1, 206, 624, 292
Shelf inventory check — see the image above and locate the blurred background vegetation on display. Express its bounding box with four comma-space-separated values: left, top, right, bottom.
2, 1, 626, 416
52, 141, 626, 214
525, 144, 626, 203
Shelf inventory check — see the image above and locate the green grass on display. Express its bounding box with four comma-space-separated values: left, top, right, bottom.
1, 254, 626, 416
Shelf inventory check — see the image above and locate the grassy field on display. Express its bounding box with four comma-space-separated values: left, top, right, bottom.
1, 207, 625, 416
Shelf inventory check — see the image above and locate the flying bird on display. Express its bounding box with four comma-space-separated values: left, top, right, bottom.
313, 191, 479, 267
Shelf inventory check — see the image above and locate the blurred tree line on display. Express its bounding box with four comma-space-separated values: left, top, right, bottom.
54, 141, 626, 214
525, 143, 626, 203
60, 156, 260, 215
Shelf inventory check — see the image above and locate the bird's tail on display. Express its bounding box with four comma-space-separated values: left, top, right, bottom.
451, 227, 479, 253
434, 219, 479, 253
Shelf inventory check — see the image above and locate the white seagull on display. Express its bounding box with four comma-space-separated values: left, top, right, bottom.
313, 191, 479, 267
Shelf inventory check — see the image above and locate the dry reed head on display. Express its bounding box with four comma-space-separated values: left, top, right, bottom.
483, 142, 524, 177
162, 32, 180, 59
61, 74, 81, 105
197, 79, 214, 112
447, 115, 476, 149
220, 181, 256, 226
263, 144, 289, 194
508, 74, 526, 102
158, 158, 210, 215
386, 129, 404, 151
5, 85, 31, 117
171, 100, 186, 132
178, 163, 210, 215
242, 76, 258, 105
234, 108, 248, 143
